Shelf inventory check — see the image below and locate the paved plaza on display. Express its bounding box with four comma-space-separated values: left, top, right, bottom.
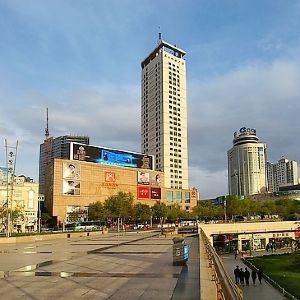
0, 232, 199, 300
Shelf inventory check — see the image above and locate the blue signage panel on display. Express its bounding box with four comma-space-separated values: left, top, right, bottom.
71, 143, 153, 170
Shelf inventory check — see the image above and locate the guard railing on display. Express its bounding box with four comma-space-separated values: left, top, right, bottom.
201, 229, 243, 300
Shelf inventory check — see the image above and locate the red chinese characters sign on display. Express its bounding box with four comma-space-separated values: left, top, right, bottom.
138, 186, 150, 199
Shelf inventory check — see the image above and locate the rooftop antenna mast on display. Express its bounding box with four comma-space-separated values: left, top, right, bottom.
45, 107, 49, 139
158, 27, 162, 44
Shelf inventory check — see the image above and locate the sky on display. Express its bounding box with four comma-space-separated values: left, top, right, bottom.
1, 0, 300, 199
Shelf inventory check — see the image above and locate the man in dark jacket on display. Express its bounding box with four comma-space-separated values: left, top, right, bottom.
257, 268, 263, 284
239, 268, 245, 286
234, 266, 240, 284
244, 267, 250, 286
251, 269, 257, 285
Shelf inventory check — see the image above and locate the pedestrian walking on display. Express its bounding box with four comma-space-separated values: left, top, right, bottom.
234, 249, 239, 260
234, 266, 240, 284
266, 243, 269, 252
251, 269, 257, 285
239, 268, 245, 286
244, 267, 250, 286
257, 268, 263, 284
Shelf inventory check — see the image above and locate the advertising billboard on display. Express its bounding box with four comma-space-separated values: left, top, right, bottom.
62, 162, 81, 195
0, 167, 9, 182
150, 173, 161, 186
138, 172, 161, 186
151, 188, 161, 199
70, 143, 153, 170
63, 180, 80, 195
138, 171, 150, 185
137, 186, 150, 199
63, 162, 81, 180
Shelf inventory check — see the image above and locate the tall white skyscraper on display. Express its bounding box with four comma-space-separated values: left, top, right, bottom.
227, 127, 267, 196
141, 36, 189, 189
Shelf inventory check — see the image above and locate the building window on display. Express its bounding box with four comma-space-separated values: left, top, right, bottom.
176, 191, 182, 202
28, 190, 34, 209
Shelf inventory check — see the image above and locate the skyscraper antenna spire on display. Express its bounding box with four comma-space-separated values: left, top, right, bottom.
158, 27, 162, 44
45, 107, 49, 139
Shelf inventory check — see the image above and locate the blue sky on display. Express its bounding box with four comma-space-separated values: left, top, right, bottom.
1, 0, 300, 198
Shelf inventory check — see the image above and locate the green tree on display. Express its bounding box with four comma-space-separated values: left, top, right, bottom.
88, 201, 107, 221
259, 200, 276, 216
180, 210, 195, 220
226, 195, 243, 218
41, 212, 52, 226
152, 202, 168, 224
104, 192, 134, 227
11, 207, 25, 224
167, 204, 181, 222
275, 199, 300, 220
132, 203, 152, 223
192, 201, 223, 221
0, 205, 6, 220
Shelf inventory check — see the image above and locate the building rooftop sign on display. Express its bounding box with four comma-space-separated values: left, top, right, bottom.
234, 127, 256, 138
69, 143, 154, 170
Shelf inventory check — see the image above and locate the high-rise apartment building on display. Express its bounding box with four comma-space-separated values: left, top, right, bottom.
141, 36, 189, 189
227, 127, 267, 196
39, 135, 89, 194
267, 158, 298, 192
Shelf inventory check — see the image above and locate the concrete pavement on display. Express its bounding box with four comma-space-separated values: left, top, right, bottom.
0, 232, 200, 299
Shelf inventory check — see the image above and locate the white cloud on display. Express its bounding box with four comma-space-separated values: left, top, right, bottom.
188, 58, 300, 197
0, 83, 141, 181
1, 59, 300, 198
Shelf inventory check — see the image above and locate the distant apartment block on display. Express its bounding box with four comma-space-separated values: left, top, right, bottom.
267, 158, 299, 192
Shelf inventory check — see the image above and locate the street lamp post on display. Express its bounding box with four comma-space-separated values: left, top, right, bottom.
38, 197, 41, 233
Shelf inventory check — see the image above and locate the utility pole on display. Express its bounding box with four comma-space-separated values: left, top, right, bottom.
224, 198, 227, 223
5, 139, 18, 238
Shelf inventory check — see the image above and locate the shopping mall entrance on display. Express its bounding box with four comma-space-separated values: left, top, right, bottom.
213, 234, 238, 254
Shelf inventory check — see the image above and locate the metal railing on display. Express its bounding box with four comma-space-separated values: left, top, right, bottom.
201, 229, 243, 300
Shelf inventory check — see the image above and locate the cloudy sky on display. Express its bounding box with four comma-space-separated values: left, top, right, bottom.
1, 0, 300, 198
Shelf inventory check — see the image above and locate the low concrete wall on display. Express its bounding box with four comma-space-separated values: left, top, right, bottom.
0, 229, 108, 244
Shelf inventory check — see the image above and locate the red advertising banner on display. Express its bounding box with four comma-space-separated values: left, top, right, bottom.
295, 228, 300, 238
151, 188, 161, 199
137, 186, 150, 199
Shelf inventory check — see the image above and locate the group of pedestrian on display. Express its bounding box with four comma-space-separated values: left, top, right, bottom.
234, 266, 263, 286
266, 242, 277, 253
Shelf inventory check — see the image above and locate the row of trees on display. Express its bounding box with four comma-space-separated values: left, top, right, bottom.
192, 195, 300, 221
84, 193, 300, 225
87, 192, 193, 225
